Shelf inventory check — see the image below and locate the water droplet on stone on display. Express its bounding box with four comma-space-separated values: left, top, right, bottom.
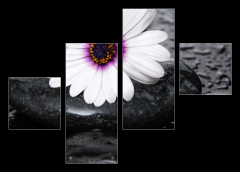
197, 72, 211, 80
207, 83, 214, 88
205, 63, 218, 70
194, 49, 211, 54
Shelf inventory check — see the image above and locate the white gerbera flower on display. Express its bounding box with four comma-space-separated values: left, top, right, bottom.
123, 9, 171, 101
49, 43, 118, 107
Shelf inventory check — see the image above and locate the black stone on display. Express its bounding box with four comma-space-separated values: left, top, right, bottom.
66, 88, 117, 132
9, 78, 60, 129
180, 60, 202, 94
66, 130, 117, 164
123, 60, 174, 129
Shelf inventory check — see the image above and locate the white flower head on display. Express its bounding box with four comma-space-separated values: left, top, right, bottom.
49, 9, 170, 107
49, 43, 118, 107
123, 9, 171, 101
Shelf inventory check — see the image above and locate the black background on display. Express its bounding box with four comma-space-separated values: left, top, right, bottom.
6, 6, 234, 166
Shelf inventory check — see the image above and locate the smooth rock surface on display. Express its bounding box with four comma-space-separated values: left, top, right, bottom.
180, 60, 202, 94
123, 60, 175, 129
66, 130, 117, 164
66, 88, 117, 132
9, 78, 60, 129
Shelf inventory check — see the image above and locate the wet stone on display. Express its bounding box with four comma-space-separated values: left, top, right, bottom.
180, 43, 232, 94
66, 87, 117, 132
123, 60, 175, 129
66, 130, 117, 164
9, 78, 60, 129
180, 60, 202, 94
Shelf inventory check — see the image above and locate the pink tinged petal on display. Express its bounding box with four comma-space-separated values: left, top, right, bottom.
94, 87, 106, 107
123, 60, 159, 84
123, 71, 134, 101
124, 9, 156, 41
102, 68, 116, 103
66, 60, 91, 87
49, 78, 61, 88
126, 44, 171, 62
123, 9, 148, 36
84, 67, 103, 104
107, 63, 117, 96
66, 43, 89, 49
69, 64, 98, 97
125, 52, 164, 78
66, 48, 90, 61
124, 30, 168, 47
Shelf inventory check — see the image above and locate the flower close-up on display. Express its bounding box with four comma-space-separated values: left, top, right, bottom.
49, 43, 118, 107
123, 9, 171, 101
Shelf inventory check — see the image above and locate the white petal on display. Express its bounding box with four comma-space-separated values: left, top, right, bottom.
123, 71, 134, 101
107, 63, 117, 96
123, 9, 147, 36
125, 52, 164, 78
49, 78, 61, 88
124, 30, 168, 47
66, 58, 87, 70
66, 43, 89, 49
94, 87, 106, 107
123, 60, 159, 84
123, 9, 156, 41
66, 48, 90, 61
69, 64, 98, 97
84, 67, 102, 104
126, 44, 170, 62
123, 9, 131, 20
66, 60, 91, 87
102, 68, 116, 103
